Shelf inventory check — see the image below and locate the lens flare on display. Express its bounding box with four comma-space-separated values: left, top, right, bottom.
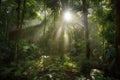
63, 11, 72, 22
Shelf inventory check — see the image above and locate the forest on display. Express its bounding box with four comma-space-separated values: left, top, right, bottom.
0, 0, 120, 80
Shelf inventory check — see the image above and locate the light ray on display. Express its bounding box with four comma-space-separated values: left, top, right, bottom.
64, 29, 69, 50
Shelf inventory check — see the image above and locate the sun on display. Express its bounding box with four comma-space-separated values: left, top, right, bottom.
63, 11, 72, 22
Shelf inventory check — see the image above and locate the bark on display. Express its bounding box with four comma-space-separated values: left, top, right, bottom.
114, 0, 120, 77
0, 0, 1, 14
17, 0, 21, 29
82, 0, 90, 59
20, 0, 26, 29
14, 0, 21, 62
44, 3, 46, 35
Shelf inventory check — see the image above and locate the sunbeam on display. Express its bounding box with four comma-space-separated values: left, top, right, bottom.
64, 28, 69, 50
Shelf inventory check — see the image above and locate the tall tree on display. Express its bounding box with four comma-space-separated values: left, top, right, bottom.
0, 0, 1, 13
14, 0, 21, 62
16, 0, 21, 29
20, 0, 26, 28
114, 0, 120, 77
82, 0, 90, 59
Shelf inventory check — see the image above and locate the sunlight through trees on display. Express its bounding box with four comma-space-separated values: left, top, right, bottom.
0, 0, 120, 80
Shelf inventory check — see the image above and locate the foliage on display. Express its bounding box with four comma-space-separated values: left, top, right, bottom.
0, 0, 118, 80
90, 69, 112, 80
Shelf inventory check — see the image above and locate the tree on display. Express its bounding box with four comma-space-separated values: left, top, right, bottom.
0, 0, 1, 13
114, 0, 120, 77
14, 0, 21, 62
82, 0, 90, 59
20, 0, 26, 28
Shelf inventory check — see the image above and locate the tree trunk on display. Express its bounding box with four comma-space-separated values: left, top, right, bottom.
0, 0, 1, 14
82, 0, 90, 59
14, 0, 21, 62
17, 0, 21, 29
44, 2, 46, 35
114, 0, 120, 77
20, 0, 26, 29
